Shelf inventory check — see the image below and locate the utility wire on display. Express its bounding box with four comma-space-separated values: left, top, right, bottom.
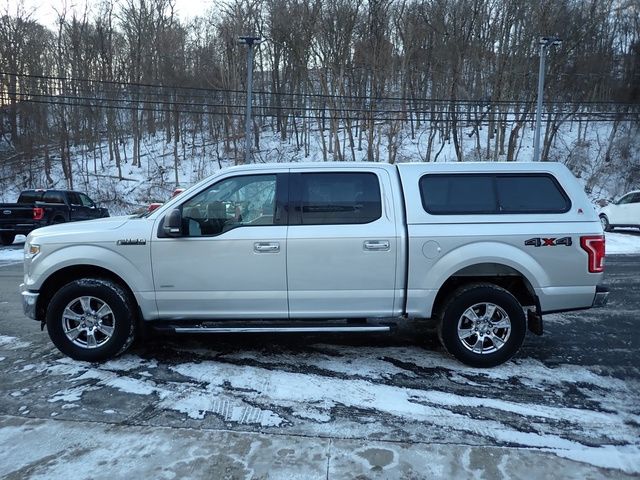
1, 71, 637, 107
10, 91, 634, 116
2, 95, 637, 123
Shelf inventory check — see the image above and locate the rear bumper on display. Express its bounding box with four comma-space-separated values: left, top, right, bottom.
20, 283, 39, 320
592, 285, 609, 308
540, 284, 609, 314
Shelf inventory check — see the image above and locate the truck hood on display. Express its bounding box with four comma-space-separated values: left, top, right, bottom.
28, 216, 132, 243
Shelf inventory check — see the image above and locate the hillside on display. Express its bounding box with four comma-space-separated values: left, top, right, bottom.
1, 118, 638, 216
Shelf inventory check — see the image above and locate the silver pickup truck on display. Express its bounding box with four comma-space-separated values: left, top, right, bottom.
20, 162, 608, 367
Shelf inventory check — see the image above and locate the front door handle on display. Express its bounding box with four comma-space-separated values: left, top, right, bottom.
254, 242, 280, 253
364, 240, 390, 251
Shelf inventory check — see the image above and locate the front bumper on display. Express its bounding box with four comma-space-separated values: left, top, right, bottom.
20, 283, 39, 320
592, 285, 609, 307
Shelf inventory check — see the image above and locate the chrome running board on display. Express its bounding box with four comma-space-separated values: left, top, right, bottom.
173, 325, 391, 334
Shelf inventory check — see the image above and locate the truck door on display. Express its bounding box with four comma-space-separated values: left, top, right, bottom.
67, 192, 93, 221
617, 192, 640, 225
151, 173, 289, 319
286, 169, 398, 318
78, 193, 101, 220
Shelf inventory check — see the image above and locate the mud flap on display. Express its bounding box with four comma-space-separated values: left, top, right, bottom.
527, 309, 544, 336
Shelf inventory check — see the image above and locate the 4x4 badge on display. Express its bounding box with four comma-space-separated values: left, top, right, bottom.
525, 237, 572, 247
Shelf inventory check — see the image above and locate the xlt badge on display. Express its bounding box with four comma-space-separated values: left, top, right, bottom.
117, 239, 147, 246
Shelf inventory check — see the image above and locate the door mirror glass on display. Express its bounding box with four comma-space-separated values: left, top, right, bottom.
163, 209, 182, 237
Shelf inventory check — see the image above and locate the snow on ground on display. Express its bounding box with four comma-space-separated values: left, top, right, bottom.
8, 347, 636, 474
0, 237, 23, 265
606, 230, 640, 254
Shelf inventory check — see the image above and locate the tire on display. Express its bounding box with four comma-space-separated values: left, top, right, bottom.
52, 216, 65, 225
46, 278, 136, 362
599, 214, 612, 232
0, 233, 15, 246
437, 283, 527, 368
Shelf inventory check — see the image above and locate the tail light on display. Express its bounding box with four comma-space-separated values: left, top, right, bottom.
33, 207, 44, 221
580, 235, 605, 273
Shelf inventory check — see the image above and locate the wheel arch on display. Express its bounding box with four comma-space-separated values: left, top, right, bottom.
430, 263, 538, 320
417, 242, 546, 318
35, 264, 140, 322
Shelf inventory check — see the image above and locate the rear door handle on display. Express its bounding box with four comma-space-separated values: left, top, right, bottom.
254, 242, 280, 253
364, 240, 390, 251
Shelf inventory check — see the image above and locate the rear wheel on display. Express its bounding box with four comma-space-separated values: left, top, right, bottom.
0, 233, 15, 246
52, 216, 65, 224
438, 283, 526, 368
46, 278, 136, 362
599, 214, 612, 232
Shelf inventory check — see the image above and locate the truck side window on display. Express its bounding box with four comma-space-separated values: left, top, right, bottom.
298, 172, 381, 225
496, 175, 570, 213
420, 174, 570, 214
42, 191, 65, 204
78, 193, 95, 207
180, 174, 277, 237
420, 175, 496, 214
67, 193, 81, 206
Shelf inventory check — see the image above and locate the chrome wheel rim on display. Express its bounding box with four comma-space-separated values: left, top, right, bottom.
62, 296, 115, 349
457, 302, 511, 355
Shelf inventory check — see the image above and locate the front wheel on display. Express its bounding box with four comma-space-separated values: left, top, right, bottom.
0, 233, 15, 246
46, 278, 136, 361
438, 283, 527, 368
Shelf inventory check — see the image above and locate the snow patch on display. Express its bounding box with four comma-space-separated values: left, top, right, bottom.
0, 335, 30, 350
48, 385, 99, 403
606, 231, 640, 255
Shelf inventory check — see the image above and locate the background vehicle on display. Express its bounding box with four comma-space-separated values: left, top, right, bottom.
0, 189, 109, 245
21, 163, 608, 367
599, 190, 640, 231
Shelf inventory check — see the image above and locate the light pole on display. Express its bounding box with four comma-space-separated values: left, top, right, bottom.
533, 36, 562, 162
238, 36, 261, 164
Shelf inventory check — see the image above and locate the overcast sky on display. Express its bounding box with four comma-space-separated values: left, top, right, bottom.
5, 0, 214, 29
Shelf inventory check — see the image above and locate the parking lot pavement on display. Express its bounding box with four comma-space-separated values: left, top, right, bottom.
0, 255, 639, 479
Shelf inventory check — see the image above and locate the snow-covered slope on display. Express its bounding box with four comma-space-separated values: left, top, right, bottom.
1, 119, 636, 216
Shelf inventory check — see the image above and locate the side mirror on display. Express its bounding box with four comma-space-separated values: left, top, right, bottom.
163, 209, 182, 237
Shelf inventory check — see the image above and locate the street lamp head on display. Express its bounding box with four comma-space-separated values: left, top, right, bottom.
238, 36, 262, 46
539, 36, 562, 47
